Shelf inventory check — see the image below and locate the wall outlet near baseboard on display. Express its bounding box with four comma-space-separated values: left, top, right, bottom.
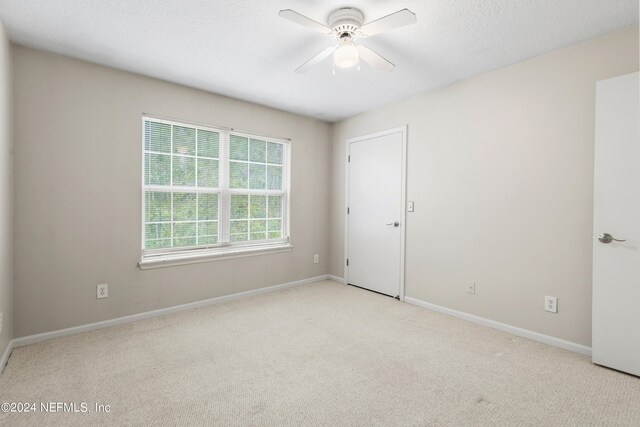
97, 284, 108, 299
314, 254, 319, 264
545, 296, 557, 313
466, 281, 476, 294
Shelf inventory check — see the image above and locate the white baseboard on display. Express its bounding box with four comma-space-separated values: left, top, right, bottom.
404, 296, 592, 356
6, 277, 589, 374
0, 340, 13, 374
10, 275, 330, 350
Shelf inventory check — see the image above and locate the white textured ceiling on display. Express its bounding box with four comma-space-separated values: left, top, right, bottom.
0, 0, 637, 121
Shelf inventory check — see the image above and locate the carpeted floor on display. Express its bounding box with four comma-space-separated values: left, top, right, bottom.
1, 280, 639, 426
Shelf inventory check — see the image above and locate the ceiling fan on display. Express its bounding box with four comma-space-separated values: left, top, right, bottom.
278, 7, 417, 73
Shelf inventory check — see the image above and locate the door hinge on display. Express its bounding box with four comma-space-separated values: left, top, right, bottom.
348, 155, 351, 162
346, 258, 349, 266
347, 207, 350, 214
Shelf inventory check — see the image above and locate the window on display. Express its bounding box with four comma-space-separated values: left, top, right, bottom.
141, 117, 289, 266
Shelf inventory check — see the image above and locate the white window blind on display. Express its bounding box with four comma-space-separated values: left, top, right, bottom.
142, 117, 289, 260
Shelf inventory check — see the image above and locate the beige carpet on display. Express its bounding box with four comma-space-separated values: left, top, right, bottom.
1, 280, 639, 426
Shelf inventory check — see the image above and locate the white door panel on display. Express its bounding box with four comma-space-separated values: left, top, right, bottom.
346, 129, 405, 297
592, 72, 640, 376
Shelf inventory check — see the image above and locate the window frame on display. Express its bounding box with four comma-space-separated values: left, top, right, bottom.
139, 116, 291, 269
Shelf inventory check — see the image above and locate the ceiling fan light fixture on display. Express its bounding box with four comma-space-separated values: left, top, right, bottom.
280, 7, 416, 73
333, 38, 359, 69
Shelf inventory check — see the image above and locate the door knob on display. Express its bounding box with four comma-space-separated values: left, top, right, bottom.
386, 222, 400, 227
598, 233, 626, 244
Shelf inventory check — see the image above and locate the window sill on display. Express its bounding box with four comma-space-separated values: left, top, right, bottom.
138, 244, 293, 270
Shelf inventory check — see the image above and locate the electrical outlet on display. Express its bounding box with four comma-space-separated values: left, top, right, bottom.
545, 296, 557, 313
97, 284, 108, 299
408, 201, 415, 212
314, 254, 319, 264
466, 281, 476, 294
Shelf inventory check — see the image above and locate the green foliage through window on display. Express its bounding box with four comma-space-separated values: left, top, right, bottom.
143, 118, 287, 253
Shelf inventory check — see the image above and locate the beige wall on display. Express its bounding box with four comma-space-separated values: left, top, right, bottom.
331, 26, 639, 346
9, 26, 639, 346
0, 21, 12, 358
12, 46, 331, 337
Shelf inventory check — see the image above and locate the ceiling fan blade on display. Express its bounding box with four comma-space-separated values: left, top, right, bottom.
359, 9, 416, 37
357, 45, 395, 72
278, 9, 332, 35
295, 46, 336, 73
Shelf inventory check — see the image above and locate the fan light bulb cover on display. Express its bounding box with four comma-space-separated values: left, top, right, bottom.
334, 43, 359, 69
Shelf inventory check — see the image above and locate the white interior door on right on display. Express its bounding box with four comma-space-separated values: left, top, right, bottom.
346, 127, 406, 298
592, 72, 640, 377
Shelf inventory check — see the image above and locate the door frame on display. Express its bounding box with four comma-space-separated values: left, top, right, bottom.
344, 125, 407, 301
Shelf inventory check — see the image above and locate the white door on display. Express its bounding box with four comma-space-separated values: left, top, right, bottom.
346, 127, 406, 298
592, 72, 640, 377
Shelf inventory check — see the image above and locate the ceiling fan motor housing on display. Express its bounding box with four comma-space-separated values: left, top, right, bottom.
328, 8, 364, 38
